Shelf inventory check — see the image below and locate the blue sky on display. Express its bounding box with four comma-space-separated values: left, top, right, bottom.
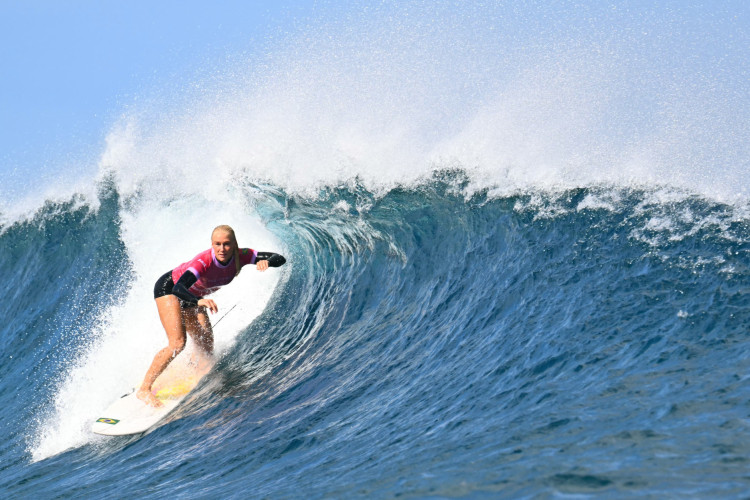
0, 1, 321, 196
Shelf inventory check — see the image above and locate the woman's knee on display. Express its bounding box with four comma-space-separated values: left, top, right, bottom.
167, 337, 186, 357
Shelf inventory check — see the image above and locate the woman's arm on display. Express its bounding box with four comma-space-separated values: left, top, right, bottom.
256, 252, 286, 267
172, 271, 200, 305
172, 271, 219, 313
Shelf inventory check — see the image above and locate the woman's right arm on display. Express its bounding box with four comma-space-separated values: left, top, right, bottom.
171, 271, 199, 305
172, 271, 218, 313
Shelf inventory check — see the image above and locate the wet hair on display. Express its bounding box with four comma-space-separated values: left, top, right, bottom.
212, 225, 241, 276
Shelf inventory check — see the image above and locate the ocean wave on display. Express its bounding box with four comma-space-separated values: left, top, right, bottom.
0, 173, 747, 495
2, 1, 749, 494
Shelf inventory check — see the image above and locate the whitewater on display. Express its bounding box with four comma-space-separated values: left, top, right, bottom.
1, 2, 749, 498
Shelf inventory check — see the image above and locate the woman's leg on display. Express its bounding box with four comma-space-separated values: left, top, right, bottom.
184, 306, 214, 356
137, 295, 187, 407
184, 306, 215, 375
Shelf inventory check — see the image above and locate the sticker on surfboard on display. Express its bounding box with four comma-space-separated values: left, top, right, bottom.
95, 418, 120, 425
91, 367, 203, 436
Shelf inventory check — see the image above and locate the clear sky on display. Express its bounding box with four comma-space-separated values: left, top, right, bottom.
0, 0, 321, 195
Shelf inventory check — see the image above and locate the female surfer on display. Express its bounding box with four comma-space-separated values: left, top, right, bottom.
137, 225, 286, 407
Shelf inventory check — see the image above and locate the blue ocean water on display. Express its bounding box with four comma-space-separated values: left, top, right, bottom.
1, 176, 749, 498
2, 2, 750, 498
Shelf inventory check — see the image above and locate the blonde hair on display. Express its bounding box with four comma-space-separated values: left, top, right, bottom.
212, 225, 241, 276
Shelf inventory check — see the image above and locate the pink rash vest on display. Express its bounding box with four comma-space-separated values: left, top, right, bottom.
171, 248, 258, 298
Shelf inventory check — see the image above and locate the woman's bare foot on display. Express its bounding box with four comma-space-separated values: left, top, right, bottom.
136, 388, 164, 408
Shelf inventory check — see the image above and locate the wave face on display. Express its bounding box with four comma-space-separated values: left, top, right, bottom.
2, 178, 749, 497
2, 2, 750, 497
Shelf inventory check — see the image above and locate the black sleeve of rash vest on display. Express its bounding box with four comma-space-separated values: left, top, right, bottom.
256, 252, 286, 267
172, 270, 200, 305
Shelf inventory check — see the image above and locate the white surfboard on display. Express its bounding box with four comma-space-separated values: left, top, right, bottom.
91, 391, 183, 436
92, 363, 204, 436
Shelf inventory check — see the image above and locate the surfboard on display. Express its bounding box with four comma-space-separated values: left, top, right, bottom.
92, 367, 202, 436
91, 391, 180, 436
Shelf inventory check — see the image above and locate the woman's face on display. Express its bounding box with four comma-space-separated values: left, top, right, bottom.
212, 230, 236, 264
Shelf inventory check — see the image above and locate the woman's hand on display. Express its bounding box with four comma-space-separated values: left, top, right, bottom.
197, 298, 218, 314
256, 259, 269, 272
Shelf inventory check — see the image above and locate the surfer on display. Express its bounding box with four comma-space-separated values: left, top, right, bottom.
137, 225, 286, 407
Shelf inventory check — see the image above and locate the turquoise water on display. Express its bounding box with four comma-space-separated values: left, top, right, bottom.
1, 179, 749, 497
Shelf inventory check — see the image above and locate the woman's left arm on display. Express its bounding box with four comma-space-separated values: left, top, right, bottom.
255, 251, 286, 271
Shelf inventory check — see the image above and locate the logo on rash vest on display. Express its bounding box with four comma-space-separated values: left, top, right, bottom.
96, 418, 120, 425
